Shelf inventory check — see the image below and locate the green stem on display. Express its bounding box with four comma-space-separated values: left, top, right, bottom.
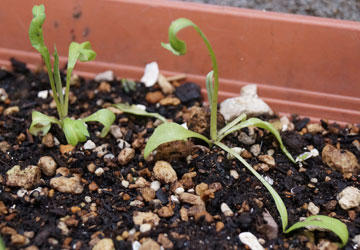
63, 67, 73, 118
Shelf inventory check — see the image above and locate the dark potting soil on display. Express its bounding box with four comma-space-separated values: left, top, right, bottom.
173, 0, 360, 22
0, 59, 359, 250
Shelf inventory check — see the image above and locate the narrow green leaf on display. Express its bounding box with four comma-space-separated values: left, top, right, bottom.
0, 235, 5, 250
82, 109, 116, 138
217, 113, 247, 137
218, 118, 295, 163
113, 103, 167, 123
29, 111, 60, 136
285, 215, 348, 247
206, 71, 214, 105
53, 46, 64, 107
62, 118, 89, 146
215, 141, 288, 231
144, 122, 210, 159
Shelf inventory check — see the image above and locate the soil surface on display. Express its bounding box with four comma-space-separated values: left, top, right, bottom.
173, 0, 360, 21
0, 59, 359, 250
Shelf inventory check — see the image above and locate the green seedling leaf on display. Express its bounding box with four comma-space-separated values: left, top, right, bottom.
82, 109, 116, 138
53, 46, 64, 107
218, 118, 295, 163
62, 118, 89, 146
68, 41, 96, 70
215, 141, 288, 231
29, 5, 46, 54
0, 236, 5, 250
218, 114, 247, 137
29, 111, 60, 136
285, 215, 348, 247
162, 18, 219, 140
113, 103, 167, 123
144, 122, 210, 159
206, 71, 214, 104
121, 78, 137, 93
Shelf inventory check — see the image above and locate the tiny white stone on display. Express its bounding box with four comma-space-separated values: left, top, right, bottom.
175, 187, 185, 195
95, 168, 104, 176
132, 241, 141, 250
84, 140, 96, 150
308, 202, 320, 215
95, 70, 114, 82
228, 147, 244, 159
187, 188, 194, 193
310, 178, 318, 184
221, 203, 234, 216
122, 180, 130, 188
17, 188, 28, 198
37, 90, 49, 99
170, 195, 179, 203
181, 123, 188, 129
337, 186, 360, 210
117, 139, 131, 149
263, 175, 274, 185
103, 154, 115, 161
54, 137, 60, 146
129, 228, 136, 235
85, 196, 92, 203
150, 181, 161, 191
140, 223, 152, 233
140, 62, 159, 87
239, 232, 265, 250
230, 170, 239, 179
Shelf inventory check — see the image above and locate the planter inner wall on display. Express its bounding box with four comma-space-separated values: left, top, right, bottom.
1, 0, 359, 123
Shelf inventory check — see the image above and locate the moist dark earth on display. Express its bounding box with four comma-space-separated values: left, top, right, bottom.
0, 59, 360, 250
173, 0, 360, 22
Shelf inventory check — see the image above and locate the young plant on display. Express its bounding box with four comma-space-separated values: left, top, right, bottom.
143, 18, 348, 247
29, 5, 115, 146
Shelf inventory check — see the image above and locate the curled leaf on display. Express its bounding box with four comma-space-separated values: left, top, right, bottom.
144, 122, 210, 159
82, 109, 115, 138
68, 41, 96, 70
62, 118, 89, 146
29, 4, 46, 54
113, 103, 167, 123
285, 215, 348, 248
29, 111, 60, 136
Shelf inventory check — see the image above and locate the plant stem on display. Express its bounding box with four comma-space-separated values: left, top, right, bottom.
63, 68, 73, 118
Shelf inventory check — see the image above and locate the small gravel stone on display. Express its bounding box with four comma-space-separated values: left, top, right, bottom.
156, 189, 168, 205
221, 203, 234, 216
158, 74, 175, 94
158, 205, 174, 218
179, 193, 205, 207
88, 182, 99, 192
56, 167, 70, 176
230, 170, 239, 179
93, 144, 109, 157
118, 148, 135, 165
146, 91, 164, 104
133, 211, 160, 226
337, 186, 360, 210
50, 176, 83, 194
37, 90, 48, 99
95, 168, 104, 176
238, 132, 256, 145
153, 161, 177, 183
95, 70, 114, 82
121, 180, 130, 188
159, 97, 181, 106
140, 238, 160, 250
110, 125, 123, 139
308, 202, 320, 215
11, 234, 28, 246
140, 223, 152, 233
41, 133, 54, 148
216, 221, 225, 232
98, 81, 111, 92
0, 88, 8, 102
84, 140, 96, 150
175, 82, 201, 103
38, 156, 57, 176
258, 155, 276, 167
239, 232, 265, 250
0, 141, 10, 153
117, 139, 131, 149
175, 187, 185, 194
6, 165, 41, 189
306, 123, 324, 134
92, 238, 115, 250
157, 234, 173, 249
4, 106, 19, 116
322, 144, 360, 175
250, 144, 261, 156
141, 62, 159, 87
141, 187, 156, 202
150, 181, 161, 191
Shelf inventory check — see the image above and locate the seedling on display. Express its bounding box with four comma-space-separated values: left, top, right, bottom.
143, 18, 348, 246
29, 5, 115, 146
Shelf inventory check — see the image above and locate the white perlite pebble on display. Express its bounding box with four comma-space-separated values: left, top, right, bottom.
140, 223, 152, 233
110, 125, 123, 139
140, 62, 159, 87
221, 203, 234, 216
150, 181, 161, 191
175, 187, 185, 195
83, 140, 96, 150
95, 70, 114, 82
337, 186, 360, 210
230, 170, 239, 179
132, 241, 141, 250
220, 84, 273, 122
95, 168, 104, 176
308, 202, 320, 215
37, 90, 48, 99
121, 180, 130, 188
239, 232, 265, 250
0, 88, 8, 102
85, 196, 91, 203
